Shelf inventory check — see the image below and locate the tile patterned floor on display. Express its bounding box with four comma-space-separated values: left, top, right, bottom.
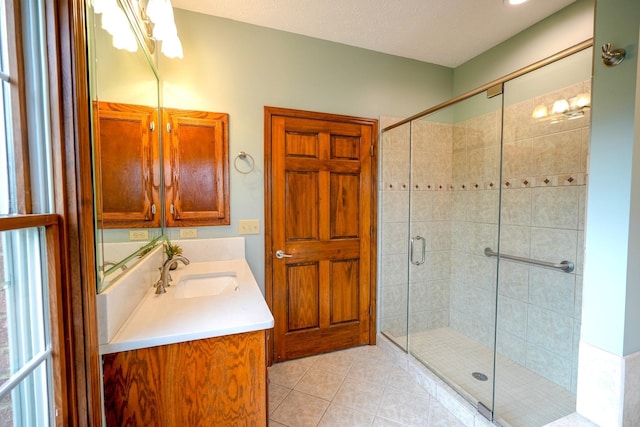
268, 345, 466, 427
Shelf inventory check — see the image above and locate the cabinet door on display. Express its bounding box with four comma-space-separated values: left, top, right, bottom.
94, 102, 160, 228
102, 331, 268, 426
163, 108, 230, 227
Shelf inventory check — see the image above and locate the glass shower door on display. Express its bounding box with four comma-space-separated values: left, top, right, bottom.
379, 121, 412, 351
493, 47, 592, 426
406, 90, 503, 417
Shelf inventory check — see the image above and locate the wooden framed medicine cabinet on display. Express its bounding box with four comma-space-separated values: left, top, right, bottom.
94, 103, 230, 230
163, 108, 230, 227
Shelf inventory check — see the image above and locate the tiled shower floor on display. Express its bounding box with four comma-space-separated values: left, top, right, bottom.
392, 327, 577, 427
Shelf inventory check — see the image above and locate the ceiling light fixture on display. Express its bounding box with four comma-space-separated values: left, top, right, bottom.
505, 0, 529, 5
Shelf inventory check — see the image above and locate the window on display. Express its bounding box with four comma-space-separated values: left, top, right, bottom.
0, 0, 66, 425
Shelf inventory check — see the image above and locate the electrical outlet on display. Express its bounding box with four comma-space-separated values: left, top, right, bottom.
238, 219, 260, 234
129, 230, 149, 241
180, 228, 198, 238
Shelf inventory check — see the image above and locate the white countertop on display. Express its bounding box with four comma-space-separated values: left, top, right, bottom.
99, 259, 274, 354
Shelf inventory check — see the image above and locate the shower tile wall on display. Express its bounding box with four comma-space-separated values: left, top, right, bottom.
495, 80, 589, 393
379, 79, 590, 393
449, 108, 501, 351
408, 121, 453, 334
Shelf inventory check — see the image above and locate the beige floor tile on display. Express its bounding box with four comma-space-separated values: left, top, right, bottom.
268, 383, 291, 415
311, 348, 356, 375
372, 417, 406, 426
317, 403, 374, 427
269, 359, 311, 389
386, 366, 431, 397
376, 388, 431, 427
294, 369, 345, 401
346, 356, 396, 385
270, 390, 330, 427
268, 344, 466, 427
332, 378, 384, 415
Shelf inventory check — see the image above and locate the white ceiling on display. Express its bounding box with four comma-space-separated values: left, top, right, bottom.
171, 0, 576, 68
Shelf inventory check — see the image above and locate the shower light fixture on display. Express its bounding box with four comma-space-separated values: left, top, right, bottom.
532, 93, 591, 123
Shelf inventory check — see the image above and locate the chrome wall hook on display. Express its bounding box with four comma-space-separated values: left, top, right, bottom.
602, 43, 626, 67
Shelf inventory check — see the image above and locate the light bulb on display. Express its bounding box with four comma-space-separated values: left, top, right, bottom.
532, 104, 548, 119
161, 34, 183, 58
575, 93, 591, 108
551, 99, 569, 114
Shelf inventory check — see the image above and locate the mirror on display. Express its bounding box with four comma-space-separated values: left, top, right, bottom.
87, 0, 163, 292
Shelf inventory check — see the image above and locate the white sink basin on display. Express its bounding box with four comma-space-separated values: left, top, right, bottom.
99, 258, 274, 355
173, 271, 238, 299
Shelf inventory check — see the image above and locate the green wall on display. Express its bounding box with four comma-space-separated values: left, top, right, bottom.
582, 0, 640, 356
159, 10, 453, 289
453, 0, 595, 96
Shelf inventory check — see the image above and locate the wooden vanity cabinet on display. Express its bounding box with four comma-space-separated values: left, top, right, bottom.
94, 101, 160, 228
102, 330, 268, 427
163, 108, 230, 227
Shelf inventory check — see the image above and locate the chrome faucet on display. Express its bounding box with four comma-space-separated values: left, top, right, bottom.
154, 255, 190, 294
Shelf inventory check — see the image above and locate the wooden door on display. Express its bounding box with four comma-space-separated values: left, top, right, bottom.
265, 107, 377, 362
163, 108, 230, 227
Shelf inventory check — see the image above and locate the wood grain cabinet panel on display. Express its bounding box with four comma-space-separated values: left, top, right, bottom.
102, 331, 267, 427
94, 101, 160, 228
163, 108, 230, 227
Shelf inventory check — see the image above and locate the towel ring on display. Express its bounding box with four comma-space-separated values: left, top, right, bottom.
234, 151, 255, 174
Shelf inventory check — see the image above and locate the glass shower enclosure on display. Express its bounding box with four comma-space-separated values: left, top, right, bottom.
379, 46, 591, 426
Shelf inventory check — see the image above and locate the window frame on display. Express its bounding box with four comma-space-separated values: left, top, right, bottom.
0, 214, 66, 425
0, 0, 73, 423
3, 0, 31, 215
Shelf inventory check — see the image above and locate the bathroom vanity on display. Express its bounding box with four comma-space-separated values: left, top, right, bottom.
97, 238, 273, 426
102, 330, 267, 426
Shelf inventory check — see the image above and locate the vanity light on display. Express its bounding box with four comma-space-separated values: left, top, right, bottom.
532, 93, 591, 122
93, 0, 183, 58
95, 0, 138, 52
145, 0, 184, 58
551, 98, 570, 114
574, 93, 590, 108
532, 104, 548, 119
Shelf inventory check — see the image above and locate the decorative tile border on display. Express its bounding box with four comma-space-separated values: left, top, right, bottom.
382, 173, 587, 193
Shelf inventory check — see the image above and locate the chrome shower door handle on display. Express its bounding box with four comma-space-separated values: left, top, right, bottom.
275, 249, 293, 259
410, 235, 426, 265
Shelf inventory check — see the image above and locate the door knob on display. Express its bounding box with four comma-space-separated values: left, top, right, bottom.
275, 250, 293, 259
